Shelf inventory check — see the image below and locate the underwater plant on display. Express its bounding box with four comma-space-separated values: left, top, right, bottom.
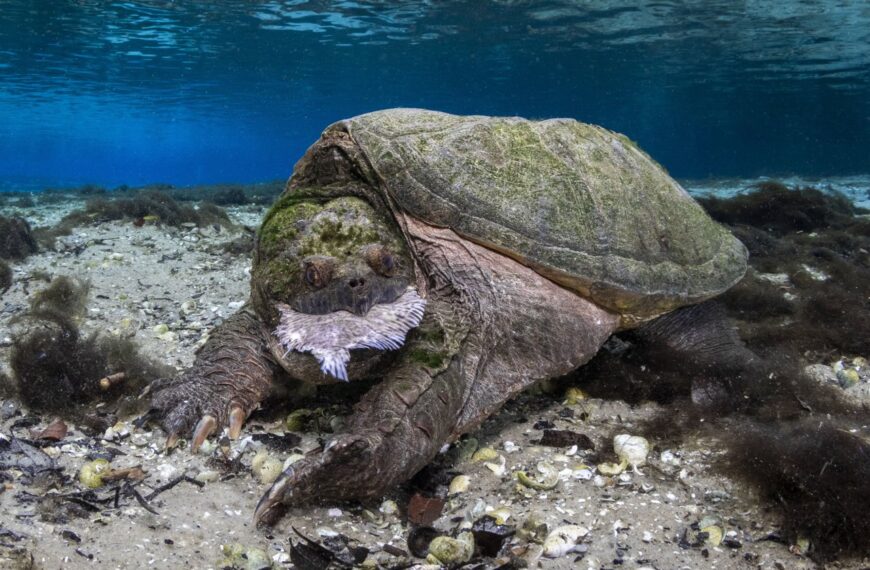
0, 259, 11, 295
34, 189, 235, 248
0, 215, 38, 260
4, 276, 173, 416
577, 181, 870, 560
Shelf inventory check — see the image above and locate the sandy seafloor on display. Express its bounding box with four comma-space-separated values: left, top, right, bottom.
0, 180, 867, 570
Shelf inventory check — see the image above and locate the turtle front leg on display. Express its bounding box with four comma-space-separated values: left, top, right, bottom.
254, 349, 466, 525
150, 305, 278, 450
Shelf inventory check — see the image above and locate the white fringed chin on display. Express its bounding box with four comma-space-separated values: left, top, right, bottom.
273, 288, 426, 381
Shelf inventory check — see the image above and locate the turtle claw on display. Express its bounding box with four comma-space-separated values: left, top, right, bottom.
253, 470, 293, 527
165, 433, 180, 450
252, 432, 386, 526
228, 406, 246, 440
191, 415, 217, 452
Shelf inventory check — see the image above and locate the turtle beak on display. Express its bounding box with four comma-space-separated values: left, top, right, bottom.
344, 276, 374, 316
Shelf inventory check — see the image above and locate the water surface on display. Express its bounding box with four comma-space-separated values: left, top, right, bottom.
1, 1, 869, 189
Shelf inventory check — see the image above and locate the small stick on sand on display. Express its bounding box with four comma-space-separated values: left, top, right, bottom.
99, 372, 126, 390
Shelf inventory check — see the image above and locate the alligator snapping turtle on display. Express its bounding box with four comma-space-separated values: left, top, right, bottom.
151, 108, 747, 524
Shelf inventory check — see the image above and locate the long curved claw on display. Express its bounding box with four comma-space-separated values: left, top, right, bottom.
253, 469, 293, 527
253, 433, 384, 527
165, 433, 180, 450
228, 406, 246, 440
191, 415, 217, 452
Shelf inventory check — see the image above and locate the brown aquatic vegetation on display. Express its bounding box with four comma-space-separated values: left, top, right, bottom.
578, 181, 870, 560
0, 258, 11, 295
34, 190, 235, 248
0, 215, 38, 260
699, 180, 866, 235
3, 276, 173, 416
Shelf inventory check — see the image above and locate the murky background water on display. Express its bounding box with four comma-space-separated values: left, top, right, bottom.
1, 1, 869, 190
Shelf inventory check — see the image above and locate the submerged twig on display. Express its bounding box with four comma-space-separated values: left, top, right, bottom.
124, 482, 158, 514
99, 372, 126, 390
144, 475, 204, 502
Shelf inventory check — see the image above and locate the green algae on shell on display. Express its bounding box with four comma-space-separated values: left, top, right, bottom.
317, 108, 748, 324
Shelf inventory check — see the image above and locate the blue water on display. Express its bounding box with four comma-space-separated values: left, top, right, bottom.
1, 1, 869, 191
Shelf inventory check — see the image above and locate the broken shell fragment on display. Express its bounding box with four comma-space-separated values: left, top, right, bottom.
542, 524, 589, 558
484, 455, 506, 477
426, 532, 474, 565
448, 475, 470, 495
613, 434, 650, 469
597, 459, 628, 476
79, 459, 111, 489
488, 507, 511, 525
516, 462, 560, 490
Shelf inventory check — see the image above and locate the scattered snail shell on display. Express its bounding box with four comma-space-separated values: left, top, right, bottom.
563, 387, 588, 405
484, 455, 506, 477
613, 434, 650, 470
542, 524, 589, 558
701, 525, 723, 547
426, 532, 474, 565
471, 447, 499, 462
251, 450, 283, 484
516, 462, 560, 490
79, 459, 110, 489
448, 475, 470, 495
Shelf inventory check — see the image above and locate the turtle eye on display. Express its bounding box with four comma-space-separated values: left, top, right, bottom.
302, 258, 333, 289
365, 245, 397, 277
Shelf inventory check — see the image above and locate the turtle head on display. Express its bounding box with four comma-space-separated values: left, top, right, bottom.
252, 195, 424, 382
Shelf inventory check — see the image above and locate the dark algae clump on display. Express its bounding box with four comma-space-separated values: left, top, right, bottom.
0, 215, 38, 260
700, 180, 864, 235
0, 259, 11, 295
577, 182, 870, 561
35, 189, 235, 248
702, 183, 870, 359
4, 276, 173, 416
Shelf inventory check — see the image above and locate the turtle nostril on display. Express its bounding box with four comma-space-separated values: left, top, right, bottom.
348, 278, 366, 289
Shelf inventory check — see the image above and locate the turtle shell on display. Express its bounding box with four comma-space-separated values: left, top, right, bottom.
294, 108, 747, 325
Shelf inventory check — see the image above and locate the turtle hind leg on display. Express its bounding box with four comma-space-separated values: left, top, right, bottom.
624, 301, 764, 411
150, 306, 278, 450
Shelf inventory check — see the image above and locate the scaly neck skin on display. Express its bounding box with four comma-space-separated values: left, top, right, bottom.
399, 215, 620, 434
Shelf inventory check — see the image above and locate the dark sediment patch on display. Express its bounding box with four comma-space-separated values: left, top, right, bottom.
2, 276, 173, 417
574, 181, 870, 560
0, 215, 38, 260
